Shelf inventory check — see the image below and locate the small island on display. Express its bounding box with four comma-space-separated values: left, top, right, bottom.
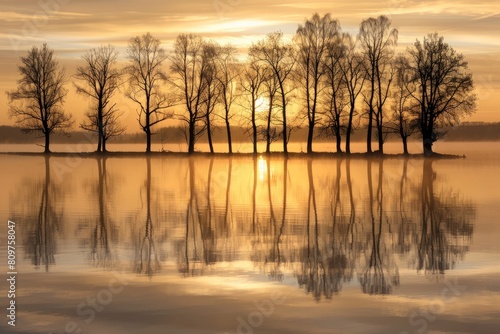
2, 14, 477, 158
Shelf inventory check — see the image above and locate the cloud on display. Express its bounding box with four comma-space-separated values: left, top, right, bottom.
0, 0, 499, 125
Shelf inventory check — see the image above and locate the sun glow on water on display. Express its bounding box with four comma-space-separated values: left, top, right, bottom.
258, 156, 267, 181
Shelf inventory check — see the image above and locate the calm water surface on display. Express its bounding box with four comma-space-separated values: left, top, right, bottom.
0, 142, 499, 334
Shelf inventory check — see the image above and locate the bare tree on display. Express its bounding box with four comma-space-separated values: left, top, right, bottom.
216, 44, 239, 153
358, 15, 398, 153
7, 43, 72, 153
387, 54, 416, 155
200, 41, 220, 153
258, 60, 280, 153
406, 33, 477, 155
239, 58, 266, 154
74, 45, 124, 152
250, 32, 295, 154
170, 34, 207, 153
125, 32, 172, 153
322, 33, 348, 153
295, 13, 340, 153
339, 33, 366, 153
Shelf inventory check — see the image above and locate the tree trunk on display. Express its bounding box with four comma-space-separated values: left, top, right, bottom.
252, 100, 257, 154
102, 137, 107, 153
97, 132, 102, 152
307, 123, 314, 153
282, 111, 288, 154
336, 131, 342, 153
367, 67, 375, 154
377, 125, 384, 154
97, 100, 103, 153
345, 106, 355, 154
44, 132, 50, 154
266, 101, 272, 154
146, 130, 151, 153
188, 120, 195, 153
423, 138, 433, 156
366, 111, 373, 153
226, 120, 232, 154
402, 136, 408, 155
145, 109, 151, 152
206, 113, 214, 154
280, 82, 288, 154
422, 120, 433, 156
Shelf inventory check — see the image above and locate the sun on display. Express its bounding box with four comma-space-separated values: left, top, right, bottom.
255, 97, 269, 113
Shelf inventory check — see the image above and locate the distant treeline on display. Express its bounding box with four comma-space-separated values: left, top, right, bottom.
1, 122, 499, 145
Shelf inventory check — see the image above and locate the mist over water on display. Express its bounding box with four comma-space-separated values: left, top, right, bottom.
0, 142, 499, 333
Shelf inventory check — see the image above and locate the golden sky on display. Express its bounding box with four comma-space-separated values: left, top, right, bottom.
1, 0, 499, 129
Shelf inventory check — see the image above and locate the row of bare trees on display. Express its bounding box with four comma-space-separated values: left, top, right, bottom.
7, 13, 476, 155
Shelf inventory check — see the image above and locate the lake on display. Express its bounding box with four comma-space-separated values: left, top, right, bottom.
0, 142, 499, 334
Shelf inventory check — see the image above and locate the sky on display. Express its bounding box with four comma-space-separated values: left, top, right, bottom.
0, 0, 499, 130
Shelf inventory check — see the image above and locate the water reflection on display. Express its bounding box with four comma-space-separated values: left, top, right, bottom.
9, 156, 475, 300
296, 159, 354, 300
417, 160, 475, 279
13, 157, 63, 271
88, 157, 117, 268
134, 157, 163, 276
358, 159, 400, 295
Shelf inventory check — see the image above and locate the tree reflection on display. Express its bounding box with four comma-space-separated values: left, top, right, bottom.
134, 157, 162, 276
249, 157, 289, 282
176, 158, 218, 276
266, 158, 287, 281
297, 158, 324, 300
393, 158, 417, 256
156, 156, 475, 297
297, 158, 356, 300
328, 159, 356, 294
417, 160, 474, 279
87, 157, 117, 268
23, 156, 62, 271
164, 157, 474, 301
8, 153, 478, 296
358, 159, 400, 295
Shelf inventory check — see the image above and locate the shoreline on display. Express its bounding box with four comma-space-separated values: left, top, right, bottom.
0, 151, 465, 159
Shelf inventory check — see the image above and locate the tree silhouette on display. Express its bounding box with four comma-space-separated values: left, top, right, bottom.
216, 44, 239, 153
322, 32, 348, 153
406, 33, 477, 155
125, 33, 173, 153
259, 63, 280, 153
170, 34, 213, 153
388, 54, 416, 155
75, 45, 124, 152
250, 32, 295, 154
340, 33, 366, 154
7, 44, 73, 153
239, 59, 266, 153
200, 42, 220, 153
295, 13, 340, 153
358, 16, 398, 154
